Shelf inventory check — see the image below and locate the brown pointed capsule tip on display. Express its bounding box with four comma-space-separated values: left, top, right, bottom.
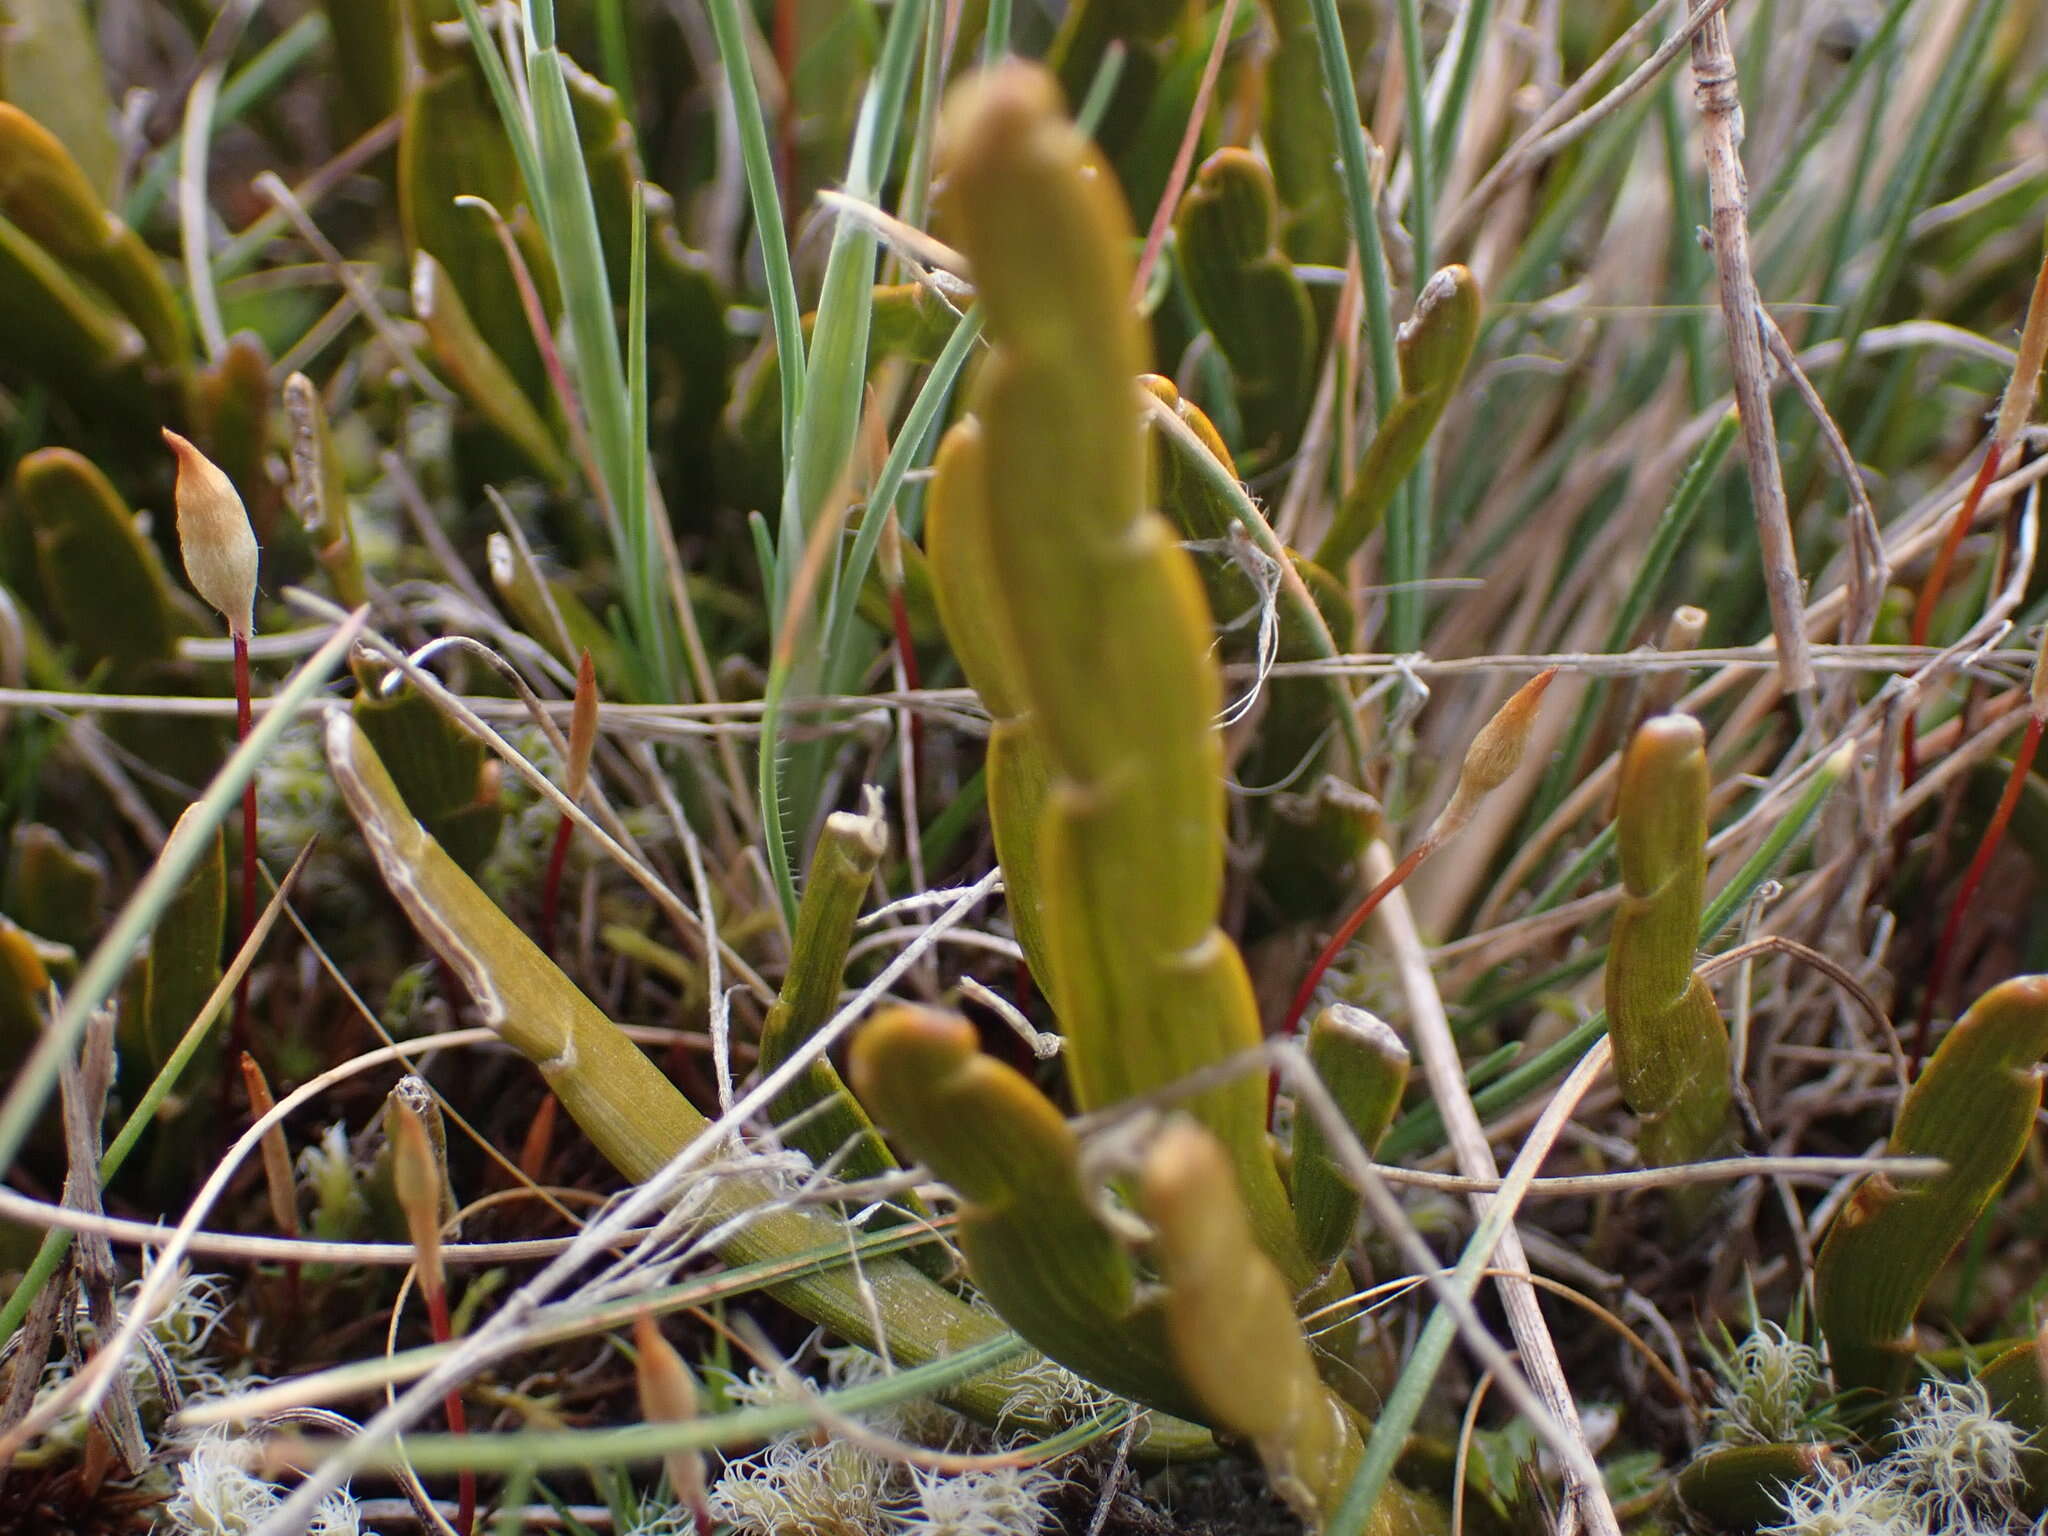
1447, 666, 1557, 811
161, 428, 258, 638
566, 649, 599, 801
239, 1054, 300, 1239
633, 1314, 698, 1423
1993, 243, 2048, 450
389, 1097, 445, 1299
391, 1105, 444, 1302
634, 1313, 708, 1512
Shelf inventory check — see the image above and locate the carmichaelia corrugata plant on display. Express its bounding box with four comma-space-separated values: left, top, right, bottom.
0, 1, 2046, 1534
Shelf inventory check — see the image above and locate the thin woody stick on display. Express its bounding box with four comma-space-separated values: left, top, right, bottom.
1689, 11, 1814, 702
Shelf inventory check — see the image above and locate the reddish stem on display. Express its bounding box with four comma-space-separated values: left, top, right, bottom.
233, 632, 257, 1063
1913, 712, 2042, 1072
1902, 442, 2004, 793
424, 1283, 477, 1535
517, 1091, 559, 1184
1280, 837, 1438, 1040
538, 813, 575, 956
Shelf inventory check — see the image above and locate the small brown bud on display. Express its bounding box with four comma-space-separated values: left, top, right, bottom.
389, 1094, 445, 1303
1436, 667, 1558, 833
634, 1314, 708, 1515
1993, 241, 2048, 451
240, 1054, 300, 1238
162, 429, 258, 638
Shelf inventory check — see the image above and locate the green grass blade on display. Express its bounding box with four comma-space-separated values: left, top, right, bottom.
1393, 0, 1431, 279
1305, 0, 1396, 415
449, 0, 551, 247
758, 0, 928, 914
699, 0, 804, 466
1308, 0, 1418, 649
819, 302, 984, 689
779, 0, 925, 567
625, 181, 670, 693
0, 612, 365, 1178
592, 0, 637, 129
983, 0, 1012, 62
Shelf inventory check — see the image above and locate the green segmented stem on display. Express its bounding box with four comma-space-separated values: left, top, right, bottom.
1605, 714, 1732, 1208
1316, 266, 1481, 572
1815, 974, 2048, 1394
0, 102, 189, 369
757, 798, 914, 1199
851, 1006, 1195, 1417
10, 449, 183, 674
1290, 1006, 1410, 1274
930, 62, 1305, 1283
1676, 1444, 1842, 1531
926, 420, 1057, 990
1173, 148, 1316, 461
410, 252, 571, 489
1146, 1120, 1357, 1517
325, 708, 1209, 1449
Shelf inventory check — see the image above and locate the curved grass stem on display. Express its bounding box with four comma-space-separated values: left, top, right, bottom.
1281, 835, 1437, 1040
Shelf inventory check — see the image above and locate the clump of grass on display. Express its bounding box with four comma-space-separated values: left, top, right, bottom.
1702, 1319, 1833, 1449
